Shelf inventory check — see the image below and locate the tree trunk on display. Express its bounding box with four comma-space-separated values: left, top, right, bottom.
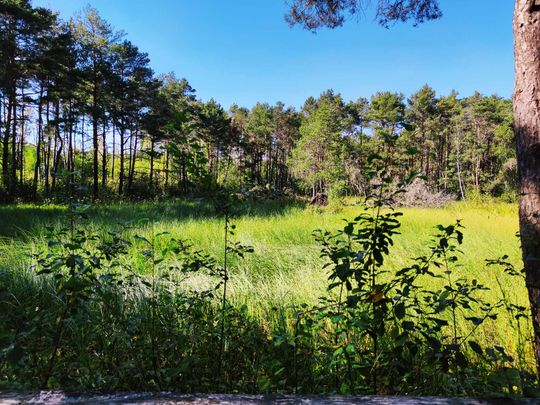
119, 126, 125, 195
81, 114, 86, 184
111, 123, 115, 178
19, 101, 25, 185
149, 137, 155, 189
10, 93, 17, 193
181, 159, 187, 194
44, 100, 51, 194
33, 86, 43, 197
2, 91, 13, 191
165, 147, 169, 189
52, 100, 62, 191
128, 127, 138, 192
102, 120, 107, 188
68, 101, 75, 186
514, 0, 540, 375
92, 82, 99, 200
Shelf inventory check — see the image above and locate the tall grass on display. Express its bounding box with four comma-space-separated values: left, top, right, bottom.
0, 198, 532, 393
0, 199, 523, 318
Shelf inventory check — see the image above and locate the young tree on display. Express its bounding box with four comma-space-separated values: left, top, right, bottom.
290, 90, 348, 197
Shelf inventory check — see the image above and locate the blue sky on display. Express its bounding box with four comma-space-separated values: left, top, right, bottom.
33, 0, 514, 109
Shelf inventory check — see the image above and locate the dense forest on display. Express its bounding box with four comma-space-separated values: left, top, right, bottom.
0, 0, 515, 202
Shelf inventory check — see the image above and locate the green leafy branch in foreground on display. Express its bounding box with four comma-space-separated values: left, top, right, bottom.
273, 155, 536, 396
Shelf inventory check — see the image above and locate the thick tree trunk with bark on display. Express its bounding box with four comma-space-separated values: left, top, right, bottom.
514, 0, 540, 374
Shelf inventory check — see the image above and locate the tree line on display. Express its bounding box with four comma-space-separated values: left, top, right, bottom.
0, 0, 515, 202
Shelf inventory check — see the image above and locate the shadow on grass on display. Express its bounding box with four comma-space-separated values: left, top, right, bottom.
0, 197, 307, 240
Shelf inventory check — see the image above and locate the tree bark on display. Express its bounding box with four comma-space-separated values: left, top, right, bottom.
514, 0, 540, 375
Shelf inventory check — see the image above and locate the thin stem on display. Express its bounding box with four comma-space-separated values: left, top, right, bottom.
218, 209, 229, 381
443, 249, 458, 345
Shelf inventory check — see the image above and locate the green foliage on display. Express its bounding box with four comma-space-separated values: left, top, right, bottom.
290, 91, 349, 196
271, 157, 534, 395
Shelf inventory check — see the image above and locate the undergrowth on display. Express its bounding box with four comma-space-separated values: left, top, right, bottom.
0, 157, 536, 396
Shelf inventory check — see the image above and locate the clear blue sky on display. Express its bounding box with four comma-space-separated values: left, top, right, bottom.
33, 0, 514, 109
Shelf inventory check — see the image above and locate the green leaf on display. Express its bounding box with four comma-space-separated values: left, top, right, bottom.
466, 316, 484, 326
395, 302, 406, 319
134, 234, 150, 244
402, 321, 415, 330
468, 340, 483, 355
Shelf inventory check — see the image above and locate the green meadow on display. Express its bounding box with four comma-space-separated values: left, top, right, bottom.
0, 199, 527, 351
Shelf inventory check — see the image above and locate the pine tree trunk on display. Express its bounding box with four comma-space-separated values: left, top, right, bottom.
165, 147, 169, 189
102, 121, 107, 188
128, 127, 138, 192
10, 93, 17, 193
92, 82, 99, 200
52, 100, 62, 191
149, 137, 155, 189
33, 88, 43, 196
2, 91, 13, 191
45, 100, 51, 194
111, 123, 115, 178
81, 114, 86, 184
119, 126, 125, 195
19, 101, 25, 185
68, 101, 74, 185
514, 0, 540, 375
